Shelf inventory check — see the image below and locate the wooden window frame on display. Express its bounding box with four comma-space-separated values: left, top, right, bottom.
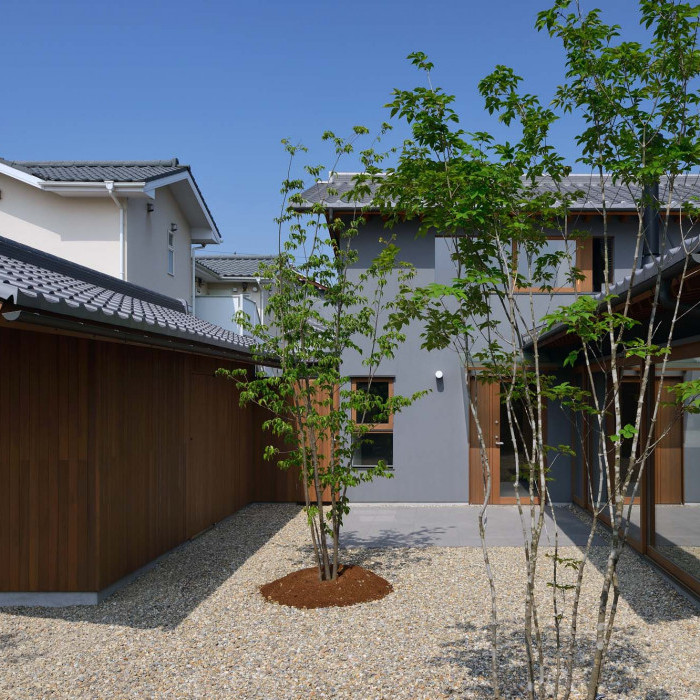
351, 378, 394, 468
514, 237, 593, 294
351, 377, 394, 430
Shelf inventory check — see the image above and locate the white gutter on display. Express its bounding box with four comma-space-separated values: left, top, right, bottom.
44, 181, 147, 197
105, 181, 126, 280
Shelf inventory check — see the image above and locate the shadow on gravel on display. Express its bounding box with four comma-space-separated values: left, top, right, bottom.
2, 503, 300, 631
568, 506, 699, 624
294, 529, 439, 576
0, 632, 42, 665
340, 525, 451, 548
431, 621, 673, 699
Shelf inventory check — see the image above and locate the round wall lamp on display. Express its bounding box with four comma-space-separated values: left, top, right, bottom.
435, 370, 444, 380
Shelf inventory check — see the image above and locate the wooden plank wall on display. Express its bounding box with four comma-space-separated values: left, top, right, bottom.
0, 324, 302, 593
250, 403, 303, 503
0, 326, 95, 591
94, 342, 190, 589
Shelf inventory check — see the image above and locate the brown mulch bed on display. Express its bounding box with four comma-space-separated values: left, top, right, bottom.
260, 564, 393, 609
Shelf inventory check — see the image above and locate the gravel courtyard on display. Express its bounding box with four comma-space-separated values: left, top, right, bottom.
0, 503, 698, 699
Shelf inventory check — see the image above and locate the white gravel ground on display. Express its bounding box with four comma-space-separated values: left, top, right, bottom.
0, 503, 698, 699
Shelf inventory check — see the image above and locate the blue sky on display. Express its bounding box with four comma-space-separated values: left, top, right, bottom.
2, 0, 646, 253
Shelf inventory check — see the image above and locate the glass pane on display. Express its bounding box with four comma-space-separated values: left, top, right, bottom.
653, 364, 700, 584
517, 239, 574, 288
353, 433, 393, 467
573, 408, 585, 501
499, 397, 533, 495
618, 382, 642, 500
354, 381, 390, 424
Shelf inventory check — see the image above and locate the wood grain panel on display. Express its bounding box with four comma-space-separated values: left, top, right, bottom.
654, 377, 683, 504
468, 378, 498, 505
576, 237, 594, 293
0, 323, 307, 593
0, 327, 95, 591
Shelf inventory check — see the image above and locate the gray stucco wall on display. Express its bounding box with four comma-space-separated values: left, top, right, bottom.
344, 216, 645, 503
344, 221, 470, 502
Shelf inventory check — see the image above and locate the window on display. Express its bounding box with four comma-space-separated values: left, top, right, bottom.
592, 237, 614, 292
515, 238, 577, 291
167, 230, 175, 275
351, 378, 394, 468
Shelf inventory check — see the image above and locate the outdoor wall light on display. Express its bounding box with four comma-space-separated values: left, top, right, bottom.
146, 202, 154, 213
435, 370, 444, 380
170, 222, 178, 232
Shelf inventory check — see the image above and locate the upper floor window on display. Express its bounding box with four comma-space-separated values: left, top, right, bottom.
437, 234, 611, 294
515, 237, 578, 292
167, 230, 175, 276
515, 237, 614, 294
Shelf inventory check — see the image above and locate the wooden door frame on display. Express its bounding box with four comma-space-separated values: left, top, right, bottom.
468, 377, 542, 505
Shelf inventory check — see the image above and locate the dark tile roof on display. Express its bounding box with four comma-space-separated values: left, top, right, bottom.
596, 234, 700, 301
0, 236, 255, 357
195, 254, 277, 279
0, 158, 187, 183
299, 173, 700, 211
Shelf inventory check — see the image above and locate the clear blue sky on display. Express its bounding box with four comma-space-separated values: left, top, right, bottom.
2, 1, 646, 253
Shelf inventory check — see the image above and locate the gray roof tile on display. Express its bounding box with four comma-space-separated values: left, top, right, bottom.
299, 172, 700, 211
0, 236, 255, 356
0, 158, 187, 182
195, 255, 277, 279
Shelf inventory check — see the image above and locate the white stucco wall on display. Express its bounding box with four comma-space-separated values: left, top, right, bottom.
199, 282, 264, 317
0, 173, 121, 277
0, 175, 200, 301
126, 187, 193, 301
195, 282, 263, 333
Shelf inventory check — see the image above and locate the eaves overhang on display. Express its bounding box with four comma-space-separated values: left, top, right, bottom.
529, 236, 700, 353
144, 170, 221, 244
0, 161, 221, 245
0, 289, 271, 367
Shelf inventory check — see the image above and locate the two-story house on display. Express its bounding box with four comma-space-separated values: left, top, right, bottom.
0, 158, 220, 306
194, 254, 276, 336
299, 172, 700, 596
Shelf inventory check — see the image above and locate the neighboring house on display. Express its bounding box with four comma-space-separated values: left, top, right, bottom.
194, 254, 276, 335
300, 172, 700, 595
0, 236, 298, 605
0, 158, 220, 305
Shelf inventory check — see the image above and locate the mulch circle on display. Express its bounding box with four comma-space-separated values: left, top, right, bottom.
260, 564, 393, 609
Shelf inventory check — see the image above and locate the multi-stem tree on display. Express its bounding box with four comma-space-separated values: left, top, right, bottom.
220, 134, 419, 582
372, 1, 700, 697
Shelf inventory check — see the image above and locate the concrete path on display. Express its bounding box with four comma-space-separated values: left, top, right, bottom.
340, 504, 606, 548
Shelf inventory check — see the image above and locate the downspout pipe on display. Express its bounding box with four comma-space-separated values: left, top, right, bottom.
191, 244, 206, 315
255, 275, 264, 325
642, 180, 660, 267
105, 181, 126, 280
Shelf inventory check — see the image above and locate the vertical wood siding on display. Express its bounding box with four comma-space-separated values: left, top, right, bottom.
0, 327, 94, 591
0, 325, 301, 593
